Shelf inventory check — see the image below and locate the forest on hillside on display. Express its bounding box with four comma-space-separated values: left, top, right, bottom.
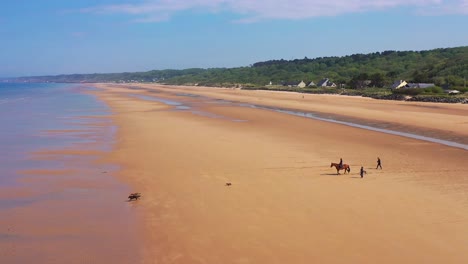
11, 46, 468, 89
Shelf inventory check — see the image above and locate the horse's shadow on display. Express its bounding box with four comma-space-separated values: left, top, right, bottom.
320, 173, 341, 176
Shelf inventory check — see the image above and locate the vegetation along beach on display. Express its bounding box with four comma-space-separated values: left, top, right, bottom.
1, 1, 467, 263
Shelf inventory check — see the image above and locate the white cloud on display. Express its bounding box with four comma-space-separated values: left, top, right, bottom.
421, 0, 468, 14
80, 0, 468, 23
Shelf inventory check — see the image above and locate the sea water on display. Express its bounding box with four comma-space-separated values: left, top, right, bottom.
1, 83, 100, 185
0, 83, 140, 263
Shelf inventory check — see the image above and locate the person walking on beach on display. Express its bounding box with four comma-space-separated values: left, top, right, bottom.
376, 157, 382, 169
360, 166, 366, 178
339, 158, 343, 169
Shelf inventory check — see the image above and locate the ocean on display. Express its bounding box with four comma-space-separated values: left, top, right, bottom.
0, 83, 140, 263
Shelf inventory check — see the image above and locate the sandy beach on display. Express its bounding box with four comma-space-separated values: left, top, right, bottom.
92, 83, 468, 264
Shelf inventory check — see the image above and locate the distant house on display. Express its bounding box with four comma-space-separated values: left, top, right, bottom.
283, 81, 305, 88
317, 78, 328, 87
392, 80, 435, 89
391, 80, 407, 89
283, 81, 296, 87
307, 81, 316, 87
447, 90, 460, 95
317, 78, 337, 87
405, 83, 435, 89
297, 81, 306, 88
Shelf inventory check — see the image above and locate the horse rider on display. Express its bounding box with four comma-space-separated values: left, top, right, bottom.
376, 157, 382, 169
360, 166, 367, 178
339, 158, 343, 169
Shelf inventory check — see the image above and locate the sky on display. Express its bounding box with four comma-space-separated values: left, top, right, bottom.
0, 0, 467, 77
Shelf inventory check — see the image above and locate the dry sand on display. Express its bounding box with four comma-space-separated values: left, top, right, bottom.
94, 83, 468, 264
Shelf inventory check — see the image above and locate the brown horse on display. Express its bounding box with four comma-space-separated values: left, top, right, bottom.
330, 163, 351, 175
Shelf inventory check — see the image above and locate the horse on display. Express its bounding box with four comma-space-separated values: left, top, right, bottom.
330, 163, 351, 175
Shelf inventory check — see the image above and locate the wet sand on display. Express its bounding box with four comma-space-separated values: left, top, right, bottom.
93, 83, 468, 264
0, 100, 140, 263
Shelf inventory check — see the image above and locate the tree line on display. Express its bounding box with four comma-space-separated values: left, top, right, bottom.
13, 46, 468, 89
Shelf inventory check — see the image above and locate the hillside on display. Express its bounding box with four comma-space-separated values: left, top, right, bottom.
8, 46, 468, 89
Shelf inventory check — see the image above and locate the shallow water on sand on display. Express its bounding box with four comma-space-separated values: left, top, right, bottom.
0, 83, 140, 263
129, 91, 468, 151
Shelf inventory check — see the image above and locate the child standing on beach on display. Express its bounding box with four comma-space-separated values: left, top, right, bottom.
360, 166, 367, 178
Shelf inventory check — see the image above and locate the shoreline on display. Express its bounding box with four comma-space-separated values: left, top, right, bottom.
0, 84, 141, 263
92, 83, 468, 263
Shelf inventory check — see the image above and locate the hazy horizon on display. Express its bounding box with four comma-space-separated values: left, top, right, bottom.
1, 1, 467, 78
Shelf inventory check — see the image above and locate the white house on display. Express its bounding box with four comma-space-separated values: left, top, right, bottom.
297, 81, 306, 88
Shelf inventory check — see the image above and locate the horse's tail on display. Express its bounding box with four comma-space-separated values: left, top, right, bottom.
330, 163, 333, 167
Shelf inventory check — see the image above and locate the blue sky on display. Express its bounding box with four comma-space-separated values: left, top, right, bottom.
0, 0, 467, 77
